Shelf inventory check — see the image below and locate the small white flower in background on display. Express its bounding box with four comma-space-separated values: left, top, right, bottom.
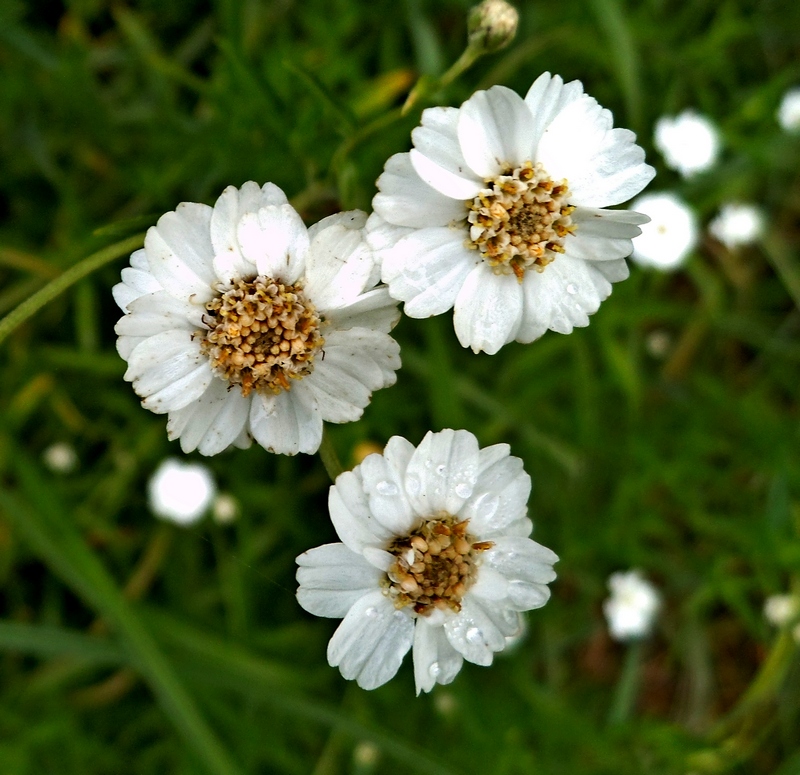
114, 182, 401, 457
603, 569, 661, 641
763, 594, 799, 627
630, 192, 698, 271
147, 458, 216, 525
212, 493, 239, 524
777, 87, 800, 133
42, 442, 78, 473
296, 429, 558, 694
645, 329, 672, 359
654, 110, 721, 178
367, 72, 655, 355
709, 203, 765, 249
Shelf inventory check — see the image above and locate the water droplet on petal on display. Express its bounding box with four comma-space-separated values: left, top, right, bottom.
376, 480, 398, 496
424, 459, 433, 469
429, 661, 441, 678
436, 464, 446, 476
406, 474, 421, 497
466, 627, 483, 645
455, 482, 473, 499
473, 492, 500, 522
365, 607, 378, 618
566, 283, 578, 295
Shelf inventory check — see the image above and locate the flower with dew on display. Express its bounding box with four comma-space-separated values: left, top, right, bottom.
296, 429, 558, 693
366, 72, 655, 355
114, 182, 401, 456
777, 87, 800, 133
654, 110, 720, 178
630, 192, 698, 271
709, 203, 765, 250
603, 570, 661, 641
148, 458, 216, 525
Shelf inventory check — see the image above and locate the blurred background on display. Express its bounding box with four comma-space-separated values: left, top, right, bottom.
1, 0, 800, 773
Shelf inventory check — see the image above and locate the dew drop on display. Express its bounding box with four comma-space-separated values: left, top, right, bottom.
365, 607, 378, 618
473, 492, 500, 522
424, 459, 433, 469
429, 661, 441, 678
466, 627, 483, 645
455, 482, 473, 499
376, 480, 398, 496
406, 474, 421, 497
566, 283, 578, 295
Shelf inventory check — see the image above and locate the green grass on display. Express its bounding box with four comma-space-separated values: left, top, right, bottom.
1, 0, 800, 773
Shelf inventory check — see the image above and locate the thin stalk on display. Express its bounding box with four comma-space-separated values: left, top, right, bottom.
319, 426, 345, 482
608, 639, 643, 725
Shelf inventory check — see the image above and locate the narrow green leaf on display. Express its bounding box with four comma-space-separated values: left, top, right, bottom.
0, 621, 124, 665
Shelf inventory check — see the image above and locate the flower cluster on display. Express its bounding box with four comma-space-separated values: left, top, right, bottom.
113, 59, 658, 692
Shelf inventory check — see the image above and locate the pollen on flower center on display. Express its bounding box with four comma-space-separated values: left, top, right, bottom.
384, 515, 493, 616
199, 276, 324, 397
466, 161, 576, 280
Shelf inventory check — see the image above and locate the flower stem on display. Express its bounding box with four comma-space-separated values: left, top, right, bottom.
0, 233, 145, 348
319, 426, 345, 482
608, 638, 643, 725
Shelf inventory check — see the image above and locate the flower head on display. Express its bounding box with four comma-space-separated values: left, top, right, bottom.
777, 87, 800, 133
114, 182, 401, 456
709, 203, 765, 249
467, 0, 519, 54
296, 429, 558, 693
603, 570, 661, 641
148, 458, 216, 525
654, 110, 720, 178
764, 594, 799, 627
630, 192, 698, 271
43, 442, 78, 473
367, 72, 655, 354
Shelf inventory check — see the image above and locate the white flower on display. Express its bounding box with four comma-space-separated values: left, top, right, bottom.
366, 72, 655, 355
114, 182, 401, 456
764, 594, 799, 627
212, 493, 239, 524
148, 458, 216, 525
603, 570, 661, 641
630, 192, 698, 270
709, 203, 765, 249
654, 110, 720, 177
777, 87, 800, 133
42, 442, 78, 473
296, 429, 558, 694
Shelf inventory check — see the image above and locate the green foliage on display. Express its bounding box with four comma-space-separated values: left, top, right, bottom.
1, 0, 800, 773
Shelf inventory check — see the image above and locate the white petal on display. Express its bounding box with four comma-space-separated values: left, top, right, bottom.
382, 228, 478, 318
410, 148, 482, 200
443, 595, 506, 666
328, 469, 395, 554
322, 287, 400, 334
236, 204, 309, 284
248, 383, 321, 455
364, 212, 413, 255
453, 264, 524, 354
307, 209, 367, 242
296, 543, 383, 618
359, 451, 417, 536
470, 566, 510, 600
113, 251, 162, 311
524, 72, 585, 153
144, 203, 216, 303
507, 580, 552, 611
303, 358, 371, 424
404, 429, 481, 516
412, 619, 464, 695
457, 86, 536, 178
484, 536, 558, 586
592, 258, 630, 283
374, 153, 466, 228
326, 590, 414, 690
320, 328, 401, 393
115, 290, 203, 338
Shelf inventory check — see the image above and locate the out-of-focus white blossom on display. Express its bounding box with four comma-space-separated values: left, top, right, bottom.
42, 442, 78, 474
148, 458, 216, 525
630, 192, 698, 271
777, 87, 800, 133
603, 570, 661, 641
709, 203, 764, 249
212, 493, 239, 524
764, 594, 799, 627
654, 111, 720, 177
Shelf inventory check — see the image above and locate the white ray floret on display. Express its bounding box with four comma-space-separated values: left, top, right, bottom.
148, 458, 216, 525
654, 110, 721, 178
114, 182, 401, 456
366, 72, 655, 354
630, 192, 698, 271
603, 569, 661, 641
296, 429, 558, 694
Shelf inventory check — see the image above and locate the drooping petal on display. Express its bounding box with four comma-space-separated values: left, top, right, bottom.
412, 618, 464, 695
237, 204, 309, 284
457, 86, 537, 178
404, 429, 481, 516
453, 263, 524, 354
326, 590, 415, 690
296, 543, 384, 618
374, 152, 467, 228
248, 382, 321, 455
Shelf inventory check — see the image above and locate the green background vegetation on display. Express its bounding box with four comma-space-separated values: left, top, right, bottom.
1, 0, 800, 772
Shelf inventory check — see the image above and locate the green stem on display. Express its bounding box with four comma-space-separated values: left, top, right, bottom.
318, 426, 345, 482
0, 233, 144, 348
608, 639, 643, 725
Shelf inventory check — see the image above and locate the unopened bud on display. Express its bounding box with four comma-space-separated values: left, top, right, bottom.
467, 0, 519, 54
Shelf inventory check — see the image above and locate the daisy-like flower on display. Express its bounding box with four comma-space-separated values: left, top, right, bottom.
603, 570, 661, 641
709, 203, 765, 249
654, 110, 720, 178
148, 458, 216, 525
296, 429, 558, 693
777, 87, 800, 133
114, 182, 400, 456
366, 72, 655, 354
630, 192, 698, 271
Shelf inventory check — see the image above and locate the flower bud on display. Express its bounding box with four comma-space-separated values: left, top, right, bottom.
467, 0, 519, 54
